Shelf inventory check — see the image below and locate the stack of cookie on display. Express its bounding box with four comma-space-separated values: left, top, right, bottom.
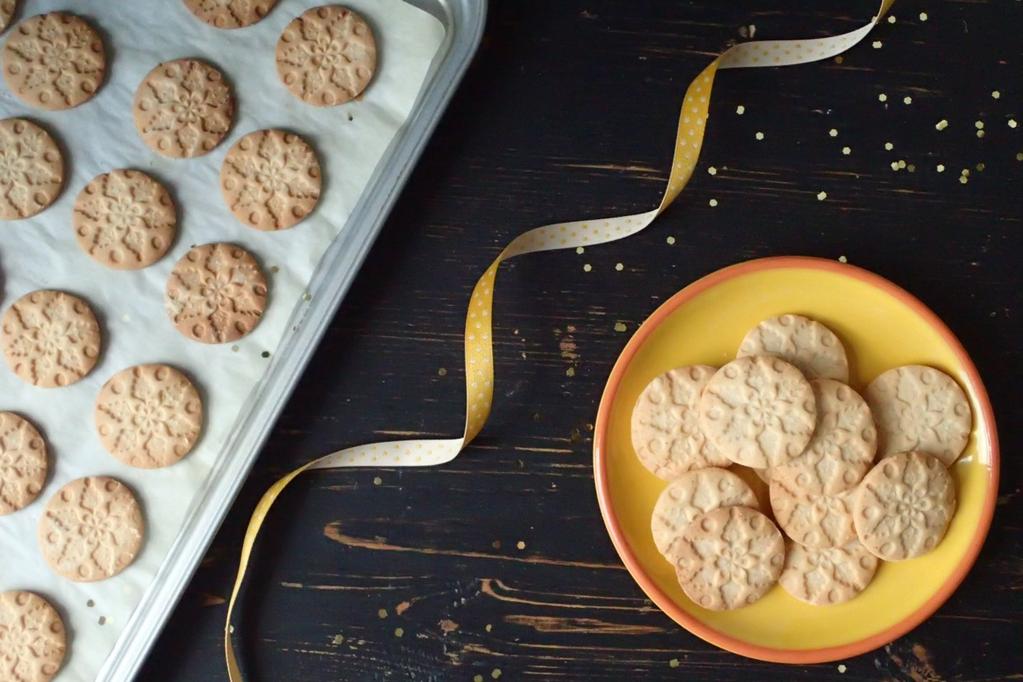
633, 313, 971, 610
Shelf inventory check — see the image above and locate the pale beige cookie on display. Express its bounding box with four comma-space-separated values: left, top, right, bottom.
1, 290, 101, 388
0, 117, 63, 220
651, 467, 757, 556
631, 365, 730, 479
770, 464, 857, 548
183, 0, 278, 29
865, 365, 972, 466
854, 451, 956, 561
220, 129, 321, 231
38, 476, 144, 582
166, 243, 268, 344
0, 412, 47, 515
0, 1, 17, 34
0, 591, 66, 682
276, 5, 377, 107
73, 169, 177, 270
133, 58, 234, 158
95, 364, 203, 468
2, 12, 105, 110
779, 540, 878, 606
667, 505, 784, 611
738, 313, 849, 382
699, 356, 816, 469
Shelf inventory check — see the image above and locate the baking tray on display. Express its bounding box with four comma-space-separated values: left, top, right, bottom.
95, 1, 486, 679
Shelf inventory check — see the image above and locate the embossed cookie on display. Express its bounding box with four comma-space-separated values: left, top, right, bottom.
95, 364, 203, 468
1, 290, 101, 388
770, 464, 857, 548
0, 412, 47, 515
699, 356, 817, 469
865, 365, 972, 466
738, 314, 849, 382
651, 467, 757, 555
133, 58, 234, 158
0, 591, 66, 682
276, 5, 377, 106
221, 129, 321, 231
667, 505, 784, 611
853, 451, 956, 561
779, 540, 878, 606
2, 12, 105, 110
165, 242, 268, 344
183, 0, 278, 29
0, 117, 63, 220
631, 365, 730, 479
38, 476, 144, 582
0, 1, 16, 34
73, 169, 177, 269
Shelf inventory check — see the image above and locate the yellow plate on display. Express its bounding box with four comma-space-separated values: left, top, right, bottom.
592, 256, 999, 663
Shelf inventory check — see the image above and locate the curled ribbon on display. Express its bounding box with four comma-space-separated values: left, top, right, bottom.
225, 1, 895, 677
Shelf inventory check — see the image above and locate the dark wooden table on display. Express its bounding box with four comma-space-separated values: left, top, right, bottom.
143, 1, 1022, 679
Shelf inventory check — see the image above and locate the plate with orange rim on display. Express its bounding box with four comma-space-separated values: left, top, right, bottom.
592, 256, 999, 664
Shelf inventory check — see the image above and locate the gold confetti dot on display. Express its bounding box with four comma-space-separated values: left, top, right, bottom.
378, 609, 388, 619
666, 236, 676, 245
565, 367, 575, 377
614, 322, 627, 333
919, 12, 928, 21
878, 93, 888, 102
887, 15, 896, 24
708, 198, 718, 207
582, 263, 592, 272
485, 624, 492, 633
373, 476, 382, 485
936, 164, 945, 172
1017, 152, 1023, 161
872, 40, 882, 49
959, 176, 968, 184
842, 146, 851, 155
516, 540, 526, 550
491, 669, 503, 680
975, 120, 985, 129
1009, 119, 1018, 129
992, 90, 1001, 99
816, 191, 827, 201
394, 627, 404, 638
907, 164, 916, 173
838, 255, 848, 263
977, 130, 985, 138
890, 161, 900, 171
935, 119, 948, 131
961, 168, 970, 177
437, 367, 448, 377
828, 128, 838, 137
834, 55, 844, 64
903, 96, 912, 105
976, 162, 986, 171
707, 166, 718, 175
474, 676, 484, 682
575, 246, 584, 254
614, 262, 624, 271
884, 142, 894, 151
736, 105, 745, 115
838, 664, 848, 674
755, 131, 765, 141
897, 159, 906, 169
669, 659, 680, 668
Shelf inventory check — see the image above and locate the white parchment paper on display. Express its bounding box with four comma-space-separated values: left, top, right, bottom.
0, 1, 444, 679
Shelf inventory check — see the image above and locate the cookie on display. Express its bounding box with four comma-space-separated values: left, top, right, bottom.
779, 540, 878, 606
0, 591, 66, 682
853, 451, 956, 561
95, 364, 203, 468
133, 58, 235, 158
631, 365, 730, 479
183, 0, 277, 29
865, 365, 972, 466
0, 117, 64, 220
73, 169, 177, 270
0, 1, 16, 34
165, 242, 268, 344
738, 314, 849, 382
0, 412, 47, 515
651, 467, 757, 555
699, 356, 817, 469
2, 12, 105, 110
769, 464, 857, 548
667, 505, 784, 611
220, 128, 321, 231
38, 476, 144, 582
276, 5, 377, 107
1, 290, 101, 388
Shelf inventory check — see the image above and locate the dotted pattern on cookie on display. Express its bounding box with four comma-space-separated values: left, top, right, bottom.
0, 117, 64, 220
779, 540, 878, 605
183, 0, 278, 29
650, 467, 758, 555
0, 591, 66, 682
738, 313, 849, 382
769, 464, 857, 548
0, 412, 47, 515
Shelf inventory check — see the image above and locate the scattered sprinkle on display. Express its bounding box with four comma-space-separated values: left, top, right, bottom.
1008, 119, 1018, 129
516, 540, 526, 550
491, 669, 502, 680
992, 90, 1001, 99
707, 166, 717, 175
437, 367, 447, 376
736, 105, 745, 115
975, 120, 985, 129
907, 164, 916, 173
872, 40, 882, 49
575, 246, 584, 254
565, 367, 575, 377
332, 634, 345, 645
614, 262, 624, 271
582, 263, 592, 272
378, 609, 388, 619
936, 164, 945, 172
935, 119, 949, 131
903, 96, 912, 105
838, 663, 848, 673
708, 198, 718, 207
977, 130, 986, 138
669, 658, 680, 668
373, 476, 382, 485
1017, 152, 1023, 161
394, 627, 404, 638
890, 161, 900, 171
614, 322, 627, 333
841, 146, 851, 155
887, 15, 896, 24
755, 131, 765, 141
838, 255, 848, 263
897, 159, 906, 169
87, 600, 95, 608
962, 168, 971, 177
834, 55, 844, 64
485, 624, 493, 633
878, 93, 888, 102
665, 236, 676, 245
959, 175, 968, 184
98, 616, 107, 626
260, 350, 270, 359
976, 162, 986, 171
919, 12, 928, 21
816, 191, 828, 201
474, 676, 484, 682
884, 142, 894, 151
828, 128, 838, 137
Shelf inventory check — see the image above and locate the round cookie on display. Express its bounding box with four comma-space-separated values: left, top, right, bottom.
73, 169, 177, 270
865, 365, 972, 466
38, 476, 144, 582
853, 451, 956, 561
95, 364, 203, 468
0, 412, 47, 515
1, 1, 17, 33
165, 242, 268, 344
650, 467, 758, 556
667, 505, 784, 611
183, 0, 277, 29
133, 58, 235, 158
220, 128, 322, 231
631, 365, 730, 479
275, 5, 377, 107
0, 591, 66, 682
2, 12, 105, 110
0, 117, 64, 220
779, 540, 878, 606
769, 464, 857, 548
699, 356, 817, 469
1, 290, 102, 388
738, 313, 849, 382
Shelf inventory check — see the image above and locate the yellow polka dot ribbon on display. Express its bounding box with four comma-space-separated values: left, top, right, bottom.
225, 2, 893, 677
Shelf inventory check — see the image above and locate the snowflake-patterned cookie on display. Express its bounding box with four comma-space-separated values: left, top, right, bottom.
38, 476, 144, 581
1, 290, 102, 387
650, 467, 758, 556
0, 412, 47, 515
73, 169, 177, 269
276, 5, 377, 107
183, 0, 278, 29
133, 58, 235, 158
769, 463, 857, 548
779, 540, 878, 606
221, 129, 322, 231
95, 364, 203, 468
0, 117, 64, 220
738, 313, 849, 382
0, 591, 66, 682
165, 242, 268, 344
